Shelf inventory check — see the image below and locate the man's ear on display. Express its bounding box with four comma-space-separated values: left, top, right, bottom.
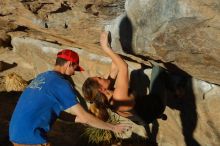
68, 61, 72, 66
64, 61, 71, 67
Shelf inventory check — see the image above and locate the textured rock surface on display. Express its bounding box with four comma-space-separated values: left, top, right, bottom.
3, 41, 220, 146
0, 0, 125, 51
1, 0, 219, 84
109, 0, 220, 85
0, 0, 220, 146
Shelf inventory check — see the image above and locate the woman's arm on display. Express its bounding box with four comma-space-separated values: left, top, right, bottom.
69, 103, 131, 133
100, 31, 129, 101
107, 62, 118, 90
109, 61, 118, 80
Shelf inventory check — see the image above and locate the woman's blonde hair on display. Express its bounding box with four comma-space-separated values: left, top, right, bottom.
82, 77, 109, 121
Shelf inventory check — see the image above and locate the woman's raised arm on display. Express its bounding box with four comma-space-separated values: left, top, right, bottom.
100, 31, 129, 101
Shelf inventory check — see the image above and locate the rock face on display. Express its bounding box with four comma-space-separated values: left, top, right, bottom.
7, 37, 220, 146
0, 0, 125, 49
0, 0, 220, 146
108, 0, 220, 85
0, 0, 219, 84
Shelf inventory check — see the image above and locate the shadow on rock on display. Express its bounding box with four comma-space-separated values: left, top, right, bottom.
0, 61, 17, 72
166, 74, 201, 146
0, 91, 22, 146
129, 65, 168, 144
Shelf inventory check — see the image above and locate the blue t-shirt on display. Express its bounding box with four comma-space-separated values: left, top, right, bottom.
9, 71, 78, 144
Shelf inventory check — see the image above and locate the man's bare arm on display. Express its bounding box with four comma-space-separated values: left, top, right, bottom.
68, 103, 131, 133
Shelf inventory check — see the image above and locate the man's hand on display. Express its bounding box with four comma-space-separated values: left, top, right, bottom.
111, 123, 132, 134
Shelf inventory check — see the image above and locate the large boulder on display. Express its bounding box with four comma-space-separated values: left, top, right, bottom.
1, 0, 220, 145
108, 0, 220, 85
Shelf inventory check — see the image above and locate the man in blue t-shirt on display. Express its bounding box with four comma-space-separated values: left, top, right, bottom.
9, 49, 130, 146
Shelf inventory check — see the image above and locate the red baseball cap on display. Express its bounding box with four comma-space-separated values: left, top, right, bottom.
57, 49, 84, 71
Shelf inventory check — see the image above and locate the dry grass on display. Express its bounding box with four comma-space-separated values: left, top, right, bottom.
5, 72, 28, 92
81, 108, 148, 144
82, 109, 120, 144
0, 76, 6, 91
